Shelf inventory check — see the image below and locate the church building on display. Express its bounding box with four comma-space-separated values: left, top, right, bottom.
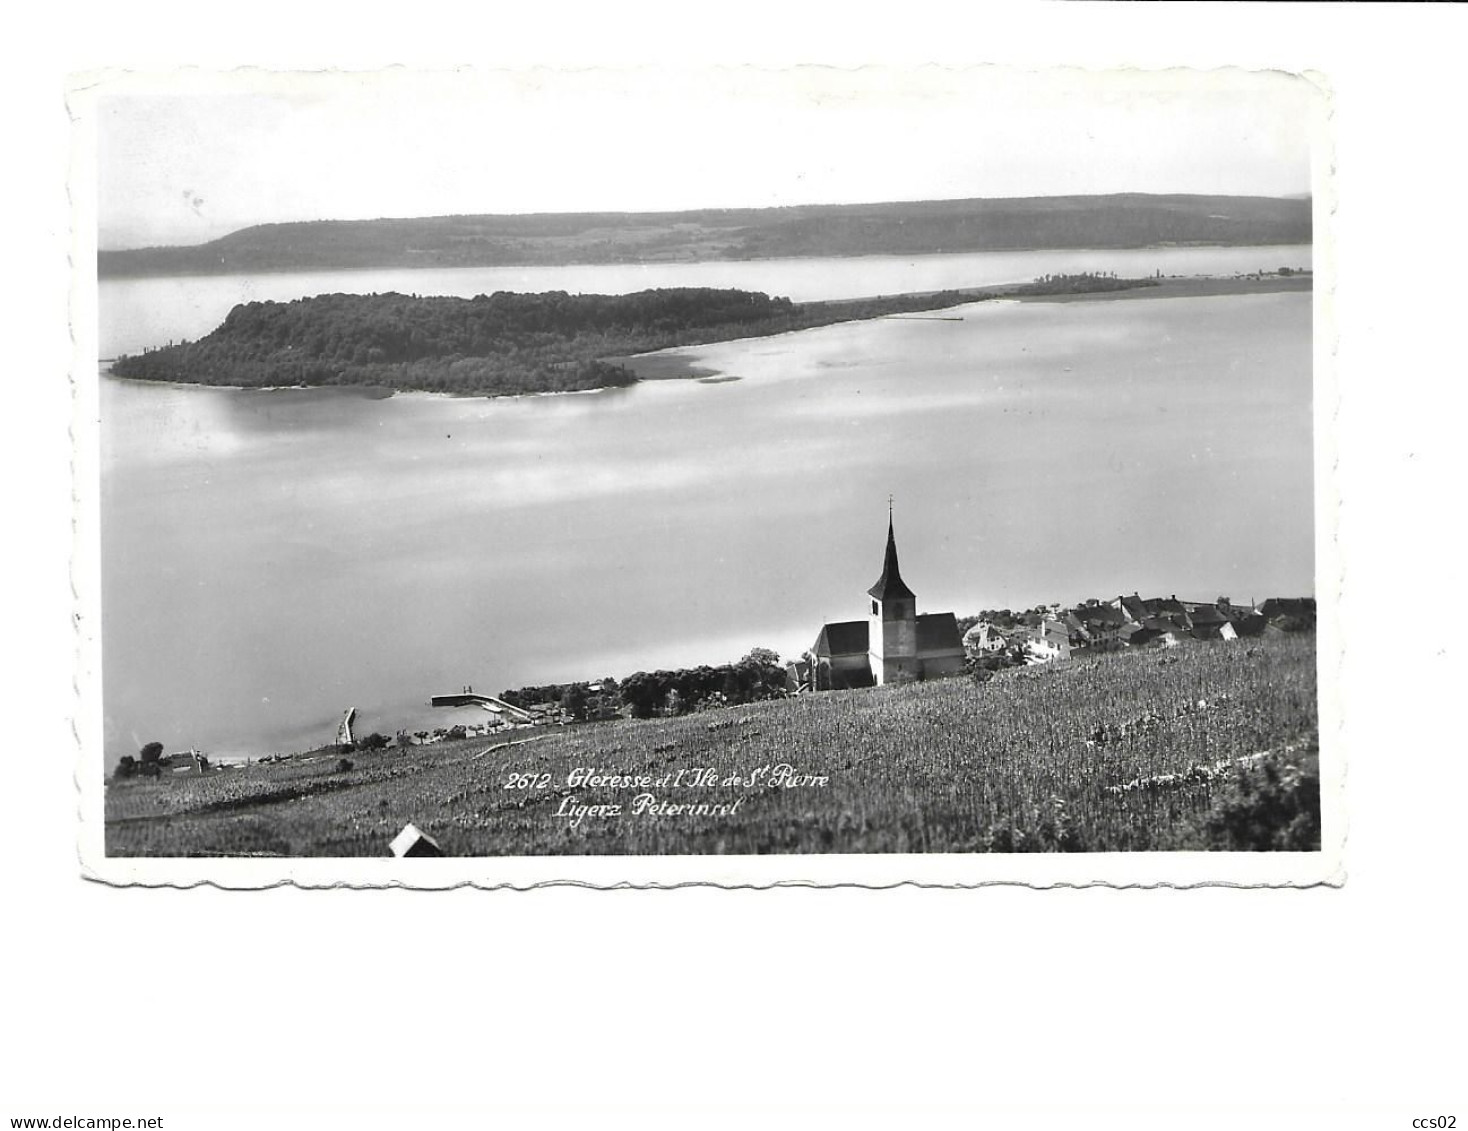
810, 512, 966, 690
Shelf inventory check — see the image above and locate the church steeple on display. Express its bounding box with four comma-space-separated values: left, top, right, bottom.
866, 499, 919, 685
868, 503, 916, 602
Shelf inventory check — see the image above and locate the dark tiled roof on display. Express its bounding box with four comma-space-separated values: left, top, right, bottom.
1078, 605, 1126, 627
1120, 596, 1149, 622
1260, 597, 1316, 619
1041, 621, 1071, 645
1188, 606, 1228, 627
814, 620, 869, 657
868, 518, 917, 602
916, 612, 963, 653
1233, 614, 1282, 638
1149, 597, 1189, 617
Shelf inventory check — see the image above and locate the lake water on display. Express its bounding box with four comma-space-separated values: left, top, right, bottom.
98, 246, 1313, 757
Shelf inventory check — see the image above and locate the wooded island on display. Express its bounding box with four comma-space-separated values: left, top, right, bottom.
108, 276, 1175, 397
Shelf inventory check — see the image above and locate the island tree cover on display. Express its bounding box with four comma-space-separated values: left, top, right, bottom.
109, 286, 989, 396
99, 193, 1311, 278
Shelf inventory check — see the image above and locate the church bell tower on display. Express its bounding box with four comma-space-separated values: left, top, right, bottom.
867, 503, 919, 685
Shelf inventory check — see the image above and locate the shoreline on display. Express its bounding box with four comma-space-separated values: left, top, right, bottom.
617, 273, 1313, 382
1013, 274, 1312, 304
98, 240, 1311, 283
102, 366, 627, 404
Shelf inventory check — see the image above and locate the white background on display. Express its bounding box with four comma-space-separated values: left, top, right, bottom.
3, 3, 1464, 1127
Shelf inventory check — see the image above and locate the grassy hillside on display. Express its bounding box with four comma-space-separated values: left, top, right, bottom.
98, 193, 1311, 278
105, 633, 1319, 857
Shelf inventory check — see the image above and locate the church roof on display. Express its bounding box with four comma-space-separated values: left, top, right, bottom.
814, 620, 870, 658
915, 612, 963, 654
868, 517, 917, 602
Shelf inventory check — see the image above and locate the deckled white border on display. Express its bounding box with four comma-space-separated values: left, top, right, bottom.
69, 65, 1342, 889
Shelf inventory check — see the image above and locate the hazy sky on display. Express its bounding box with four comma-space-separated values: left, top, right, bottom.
96, 66, 1317, 249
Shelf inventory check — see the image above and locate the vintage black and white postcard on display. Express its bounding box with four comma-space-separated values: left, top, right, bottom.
70, 65, 1338, 887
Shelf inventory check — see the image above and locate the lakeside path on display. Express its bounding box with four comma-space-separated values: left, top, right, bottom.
617, 273, 1312, 381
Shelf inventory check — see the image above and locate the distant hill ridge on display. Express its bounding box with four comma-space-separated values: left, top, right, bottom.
99, 193, 1311, 278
